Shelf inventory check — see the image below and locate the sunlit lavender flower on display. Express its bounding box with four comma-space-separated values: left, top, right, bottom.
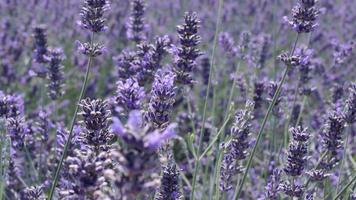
284, 126, 310, 176
80, 0, 110, 33
173, 12, 203, 85
265, 169, 281, 200
220, 100, 254, 192
155, 159, 182, 200
284, 0, 320, 33
146, 70, 176, 128
115, 78, 145, 112
78, 98, 113, 148
344, 82, 356, 124
46, 48, 65, 100
127, 0, 146, 43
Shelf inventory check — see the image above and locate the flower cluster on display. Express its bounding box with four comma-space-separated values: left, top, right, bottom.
78, 98, 113, 149
220, 100, 254, 192
155, 158, 182, 200
80, 0, 110, 33
46, 48, 65, 100
173, 12, 203, 85
116, 78, 145, 112
127, 0, 146, 43
146, 70, 176, 129
284, 0, 320, 33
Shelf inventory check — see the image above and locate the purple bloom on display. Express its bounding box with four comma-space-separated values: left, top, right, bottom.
146, 70, 176, 129
220, 100, 254, 192
80, 0, 110, 33
115, 78, 145, 112
155, 158, 182, 200
284, 0, 320, 33
265, 169, 281, 200
127, 0, 146, 43
284, 127, 310, 177
78, 98, 113, 148
46, 48, 65, 100
173, 12, 203, 85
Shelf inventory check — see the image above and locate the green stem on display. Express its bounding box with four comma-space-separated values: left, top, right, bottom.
332, 175, 356, 200
335, 126, 351, 193
233, 65, 290, 199
48, 33, 95, 200
190, 0, 224, 199
233, 34, 299, 200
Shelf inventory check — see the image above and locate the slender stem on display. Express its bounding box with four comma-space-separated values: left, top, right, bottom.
199, 114, 232, 160
190, 0, 224, 199
335, 126, 351, 193
332, 175, 356, 200
233, 33, 299, 200
233, 65, 290, 199
48, 33, 95, 200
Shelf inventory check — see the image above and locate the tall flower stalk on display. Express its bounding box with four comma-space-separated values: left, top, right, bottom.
48, 0, 109, 199
234, 0, 320, 198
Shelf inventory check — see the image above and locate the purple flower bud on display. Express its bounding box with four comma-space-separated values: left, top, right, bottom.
115, 78, 145, 112
80, 0, 110, 33
146, 70, 176, 128
155, 159, 182, 200
46, 48, 65, 100
284, 0, 320, 33
173, 12, 203, 85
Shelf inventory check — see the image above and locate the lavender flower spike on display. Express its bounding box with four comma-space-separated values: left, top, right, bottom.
155, 158, 182, 200
46, 48, 65, 100
80, 0, 110, 33
146, 70, 176, 129
115, 78, 145, 112
173, 12, 203, 85
127, 0, 146, 43
284, 0, 320, 33
220, 100, 254, 192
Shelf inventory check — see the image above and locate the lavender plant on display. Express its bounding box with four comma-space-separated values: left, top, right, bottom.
1, 0, 355, 199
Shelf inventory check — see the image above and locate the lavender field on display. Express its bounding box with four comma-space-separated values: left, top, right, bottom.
0, 0, 355, 199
